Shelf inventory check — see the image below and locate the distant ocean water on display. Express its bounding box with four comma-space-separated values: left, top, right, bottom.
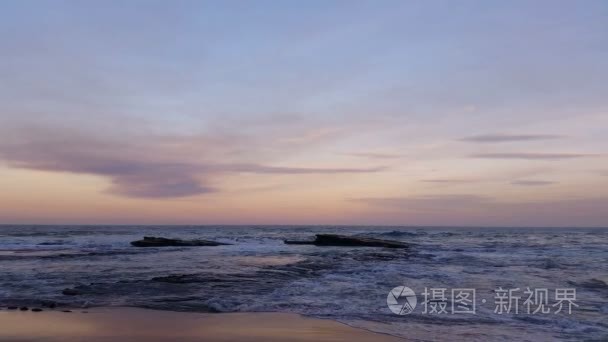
1, 225, 607, 341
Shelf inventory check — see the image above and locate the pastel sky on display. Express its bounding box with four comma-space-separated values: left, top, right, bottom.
1, 0, 607, 226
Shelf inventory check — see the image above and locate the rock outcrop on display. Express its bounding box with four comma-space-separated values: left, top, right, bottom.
285, 234, 408, 248
130, 236, 230, 247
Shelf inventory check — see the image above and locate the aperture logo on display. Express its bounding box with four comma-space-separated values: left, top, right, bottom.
386, 286, 579, 315
387, 286, 417, 315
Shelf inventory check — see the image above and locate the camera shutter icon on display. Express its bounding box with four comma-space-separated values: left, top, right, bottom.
387, 286, 417, 315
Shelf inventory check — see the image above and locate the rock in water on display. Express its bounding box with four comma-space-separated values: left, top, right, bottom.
314, 234, 408, 248
62, 288, 81, 296
283, 239, 315, 245
130, 236, 231, 247
41, 300, 57, 308
285, 234, 408, 248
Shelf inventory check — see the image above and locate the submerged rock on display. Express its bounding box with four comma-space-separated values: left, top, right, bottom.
151, 274, 198, 283
41, 300, 57, 308
62, 288, 81, 296
31, 308, 43, 312
285, 234, 408, 248
283, 240, 315, 245
130, 236, 230, 247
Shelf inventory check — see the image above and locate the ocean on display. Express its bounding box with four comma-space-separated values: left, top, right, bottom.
1, 225, 606, 341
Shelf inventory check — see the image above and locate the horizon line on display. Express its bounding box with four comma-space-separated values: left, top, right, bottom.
0, 223, 606, 229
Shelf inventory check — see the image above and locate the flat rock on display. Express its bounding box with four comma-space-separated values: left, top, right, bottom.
130, 236, 230, 247
285, 234, 408, 248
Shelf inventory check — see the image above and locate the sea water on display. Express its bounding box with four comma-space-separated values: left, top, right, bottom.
0, 225, 606, 341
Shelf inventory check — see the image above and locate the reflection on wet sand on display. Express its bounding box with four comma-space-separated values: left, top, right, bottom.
0, 307, 403, 341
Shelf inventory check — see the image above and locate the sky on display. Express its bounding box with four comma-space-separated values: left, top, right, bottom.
0, 0, 607, 226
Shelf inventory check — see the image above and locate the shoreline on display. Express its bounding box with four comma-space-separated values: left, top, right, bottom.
0, 306, 404, 341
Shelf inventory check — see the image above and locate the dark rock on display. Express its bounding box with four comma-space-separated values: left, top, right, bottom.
62, 288, 81, 296
41, 300, 57, 308
130, 236, 231, 247
285, 234, 408, 248
151, 274, 201, 284
284, 240, 315, 245
31, 308, 43, 312
62, 284, 97, 296
7, 306, 18, 310
352, 251, 406, 261
38, 241, 65, 246
19, 307, 28, 311
62, 310, 72, 313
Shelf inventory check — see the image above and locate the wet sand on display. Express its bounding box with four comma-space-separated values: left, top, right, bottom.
0, 307, 403, 341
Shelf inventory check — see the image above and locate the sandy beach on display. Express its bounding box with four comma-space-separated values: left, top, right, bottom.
0, 307, 403, 341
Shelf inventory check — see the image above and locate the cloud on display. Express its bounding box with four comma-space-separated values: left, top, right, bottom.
107, 171, 215, 198
460, 134, 564, 143
469, 153, 594, 160
511, 180, 556, 186
354, 194, 493, 212
215, 164, 385, 174
340, 152, 405, 159
1, 139, 216, 197
0, 131, 385, 199
421, 179, 476, 184
353, 194, 608, 226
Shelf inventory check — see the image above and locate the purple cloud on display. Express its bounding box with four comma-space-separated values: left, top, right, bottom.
470, 153, 594, 160
460, 134, 564, 143
0, 132, 385, 199
340, 152, 405, 159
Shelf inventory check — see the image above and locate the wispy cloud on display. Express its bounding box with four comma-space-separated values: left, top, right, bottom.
353, 195, 608, 226
421, 179, 477, 184
340, 152, 405, 159
511, 180, 556, 186
0, 130, 385, 199
355, 194, 493, 211
470, 153, 594, 160
460, 134, 564, 143
215, 164, 385, 174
